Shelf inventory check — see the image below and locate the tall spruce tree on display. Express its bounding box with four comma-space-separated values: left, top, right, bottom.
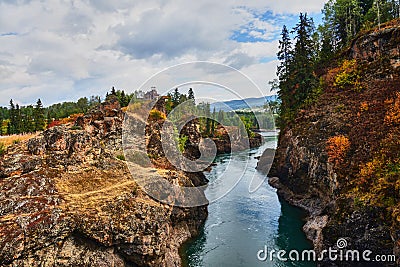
188, 88, 195, 100
34, 99, 45, 131
291, 13, 317, 106
15, 104, 22, 134
8, 100, 16, 135
276, 25, 293, 119
0, 115, 3, 135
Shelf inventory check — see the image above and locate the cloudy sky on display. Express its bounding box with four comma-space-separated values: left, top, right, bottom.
0, 0, 327, 106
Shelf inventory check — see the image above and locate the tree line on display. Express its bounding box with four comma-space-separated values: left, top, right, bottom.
164, 88, 275, 138
0, 87, 141, 135
275, 0, 399, 126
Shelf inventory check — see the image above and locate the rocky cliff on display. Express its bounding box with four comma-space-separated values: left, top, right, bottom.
0, 96, 207, 266
211, 125, 262, 154
268, 20, 400, 266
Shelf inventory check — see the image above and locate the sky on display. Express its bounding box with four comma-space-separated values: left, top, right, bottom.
0, 0, 327, 107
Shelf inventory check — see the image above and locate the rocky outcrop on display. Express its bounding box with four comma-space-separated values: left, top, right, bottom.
256, 148, 276, 174
350, 20, 400, 69
268, 21, 400, 266
212, 125, 262, 154
0, 96, 207, 267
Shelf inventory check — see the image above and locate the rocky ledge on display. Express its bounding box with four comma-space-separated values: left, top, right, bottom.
211, 125, 262, 154
0, 96, 207, 267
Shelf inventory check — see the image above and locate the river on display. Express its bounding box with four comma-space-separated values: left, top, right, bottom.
182, 132, 316, 267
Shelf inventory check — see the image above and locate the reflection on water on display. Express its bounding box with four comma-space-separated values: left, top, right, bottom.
183, 133, 315, 267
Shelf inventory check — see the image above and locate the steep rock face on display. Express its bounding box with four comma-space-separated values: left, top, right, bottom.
350, 21, 400, 69
268, 21, 400, 266
0, 97, 207, 267
212, 125, 262, 154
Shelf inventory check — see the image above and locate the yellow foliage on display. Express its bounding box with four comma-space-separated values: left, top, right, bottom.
333, 59, 362, 91
148, 109, 166, 121
326, 135, 351, 166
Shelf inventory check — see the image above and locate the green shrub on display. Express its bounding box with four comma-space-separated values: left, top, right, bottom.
0, 142, 5, 156
178, 135, 188, 153
70, 125, 82, 130
116, 154, 126, 161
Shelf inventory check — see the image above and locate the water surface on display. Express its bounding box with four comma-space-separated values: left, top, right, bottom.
183, 133, 315, 267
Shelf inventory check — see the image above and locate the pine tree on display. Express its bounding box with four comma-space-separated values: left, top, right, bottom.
47, 111, 52, 127
172, 88, 180, 108
120, 90, 127, 107
211, 107, 216, 136
111, 87, 116, 96
0, 115, 3, 135
277, 25, 292, 83
188, 88, 195, 100
15, 104, 22, 134
34, 99, 45, 131
276, 25, 294, 119
275, 13, 317, 125
291, 13, 317, 106
8, 99, 16, 135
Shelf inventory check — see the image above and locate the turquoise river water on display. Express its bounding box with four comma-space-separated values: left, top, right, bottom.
182, 133, 316, 267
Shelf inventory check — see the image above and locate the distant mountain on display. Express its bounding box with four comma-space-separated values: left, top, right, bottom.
210, 95, 278, 111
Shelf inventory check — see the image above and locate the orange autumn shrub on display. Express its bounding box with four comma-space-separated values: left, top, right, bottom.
326, 135, 351, 166
384, 92, 400, 125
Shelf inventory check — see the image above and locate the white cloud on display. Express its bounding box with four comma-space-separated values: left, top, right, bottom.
0, 0, 327, 106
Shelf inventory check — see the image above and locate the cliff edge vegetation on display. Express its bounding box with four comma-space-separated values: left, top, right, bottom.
269, 18, 400, 266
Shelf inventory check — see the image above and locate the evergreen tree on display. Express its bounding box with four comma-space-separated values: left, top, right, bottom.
8, 99, 16, 135
47, 111, 52, 127
188, 88, 195, 100
179, 93, 188, 104
22, 105, 34, 133
120, 90, 127, 107
0, 115, 3, 135
277, 25, 292, 83
77, 97, 89, 113
275, 13, 317, 125
172, 88, 180, 108
34, 99, 45, 131
211, 107, 216, 136
291, 13, 317, 106
276, 25, 294, 119
111, 87, 116, 95
15, 104, 22, 134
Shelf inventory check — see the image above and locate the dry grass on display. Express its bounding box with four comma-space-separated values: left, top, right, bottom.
55, 166, 144, 212
0, 133, 38, 147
